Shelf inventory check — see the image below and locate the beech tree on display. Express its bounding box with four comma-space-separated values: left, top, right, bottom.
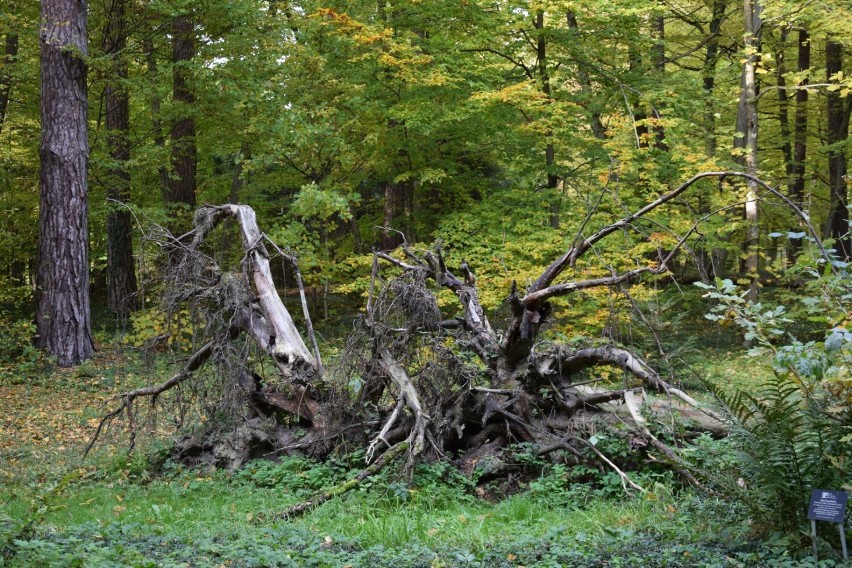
733, 0, 761, 302
36, 0, 94, 367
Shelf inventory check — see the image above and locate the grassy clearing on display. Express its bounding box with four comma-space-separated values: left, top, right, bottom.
0, 347, 830, 567
3, 460, 769, 567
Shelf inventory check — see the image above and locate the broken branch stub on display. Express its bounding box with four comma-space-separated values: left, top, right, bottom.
226, 205, 316, 373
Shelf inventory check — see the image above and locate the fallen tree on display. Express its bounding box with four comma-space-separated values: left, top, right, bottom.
89, 171, 828, 500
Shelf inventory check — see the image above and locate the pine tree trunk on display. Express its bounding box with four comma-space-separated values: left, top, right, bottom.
166, 14, 197, 233
37, 0, 94, 367
826, 39, 850, 260
103, 0, 137, 318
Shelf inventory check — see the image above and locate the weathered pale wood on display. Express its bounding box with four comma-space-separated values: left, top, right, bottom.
229, 205, 315, 370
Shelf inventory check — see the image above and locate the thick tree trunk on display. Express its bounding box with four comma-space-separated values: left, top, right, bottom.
103, 0, 138, 318
166, 14, 197, 233
826, 39, 850, 260
37, 0, 94, 367
0, 32, 18, 134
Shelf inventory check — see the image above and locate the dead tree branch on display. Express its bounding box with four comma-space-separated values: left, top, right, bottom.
272, 441, 409, 519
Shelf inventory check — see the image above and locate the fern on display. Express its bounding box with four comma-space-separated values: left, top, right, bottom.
708, 371, 850, 536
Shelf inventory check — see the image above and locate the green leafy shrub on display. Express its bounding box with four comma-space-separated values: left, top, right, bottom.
124, 308, 195, 351
697, 274, 852, 540
232, 457, 340, 494
0, 313, 50, 383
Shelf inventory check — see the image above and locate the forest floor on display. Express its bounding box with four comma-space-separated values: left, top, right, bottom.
0, 345, 832, 567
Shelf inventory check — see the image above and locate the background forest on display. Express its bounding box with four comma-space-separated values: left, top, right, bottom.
1, 0, 850, 316
1, 0, 851, 566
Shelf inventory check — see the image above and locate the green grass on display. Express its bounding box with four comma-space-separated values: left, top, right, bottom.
0, 346, 840, 567
1, 459, 685, 546
3, 459, 824, 567
1, 457, 762, 567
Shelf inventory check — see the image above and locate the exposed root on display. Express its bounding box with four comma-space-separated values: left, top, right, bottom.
91, 174, 788, 486
366, 398, 404, 463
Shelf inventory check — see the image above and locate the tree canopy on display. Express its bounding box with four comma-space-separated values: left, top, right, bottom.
1, 1, 849, 318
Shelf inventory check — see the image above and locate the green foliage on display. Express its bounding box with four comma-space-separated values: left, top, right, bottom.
2, 499, 826, 568
0, 313, 50, 383
232, 457, 341, 495
124, 308, 195, 352
696, 274, 852, 539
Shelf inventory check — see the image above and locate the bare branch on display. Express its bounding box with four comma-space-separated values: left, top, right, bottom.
529, 171, 832, 297
85, 340, 216, 456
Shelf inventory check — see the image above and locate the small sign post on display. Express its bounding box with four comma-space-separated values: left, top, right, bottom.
807, 490, 848, 561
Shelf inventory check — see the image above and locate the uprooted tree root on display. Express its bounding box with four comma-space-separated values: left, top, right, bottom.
88, 172, 830, 515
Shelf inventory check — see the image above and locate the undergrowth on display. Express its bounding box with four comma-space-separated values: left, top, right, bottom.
0, 453, 815, 568
2, 273, 850, 567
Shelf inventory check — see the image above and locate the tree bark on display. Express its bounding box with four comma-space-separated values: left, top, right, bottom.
702, 0, 726, 157
535, 11, 560, 229
37, 0, 94, 367
826, 39, 850, 260
736, 0, 761, 302
166, 14, 197, 233
788, 28, 809, 260
103, 0, 138, 318
0, 32, 18, 134
790, 29, 809, 206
